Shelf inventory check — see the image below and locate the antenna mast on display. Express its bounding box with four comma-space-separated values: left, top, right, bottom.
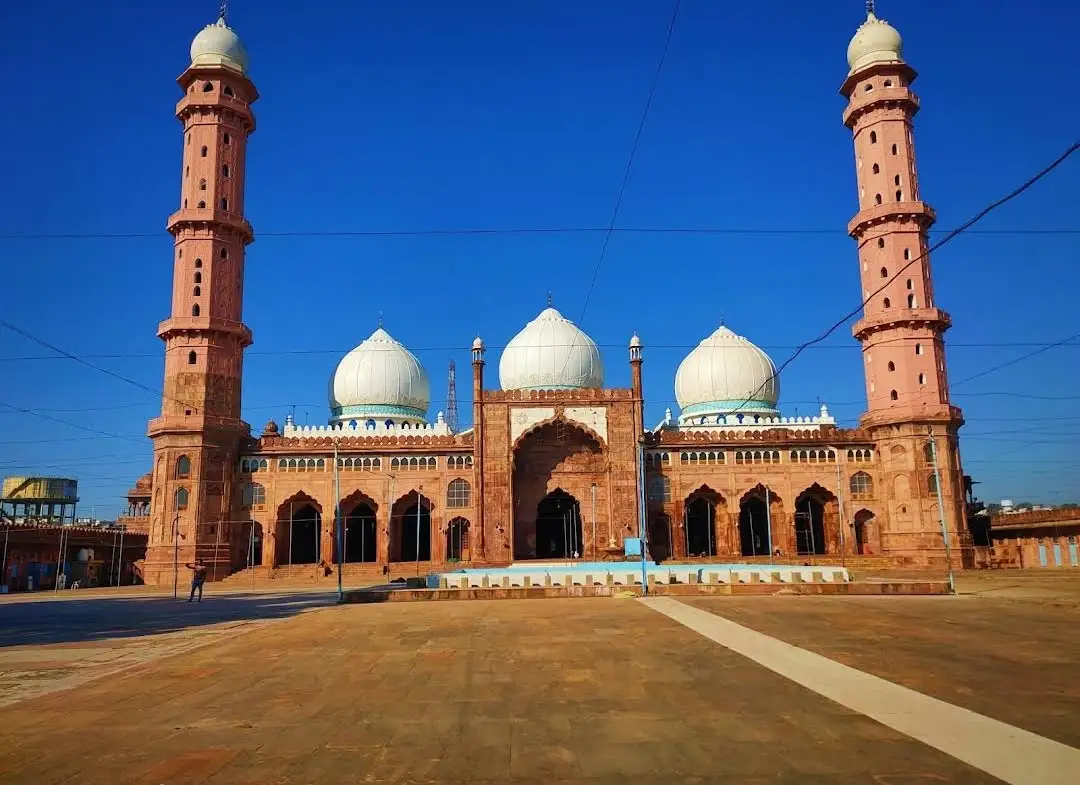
446, 360, 459, 432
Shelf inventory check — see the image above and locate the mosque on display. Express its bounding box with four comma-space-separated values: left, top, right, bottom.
130, 4, 972, 585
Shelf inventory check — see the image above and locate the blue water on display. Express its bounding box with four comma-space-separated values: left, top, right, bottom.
441, 561, 793, 575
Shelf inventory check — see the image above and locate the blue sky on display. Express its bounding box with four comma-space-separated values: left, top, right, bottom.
1, 0, 1077, 516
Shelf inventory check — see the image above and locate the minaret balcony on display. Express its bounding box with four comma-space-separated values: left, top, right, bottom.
839, 61, 918, 99
176, 92, 256, 131
848, 201, 936, 237
853, 307, 952, 341
158, 316, 253, 345
148, 413, 251, 440
842, 86, 920, 126
167, 208, 254, 244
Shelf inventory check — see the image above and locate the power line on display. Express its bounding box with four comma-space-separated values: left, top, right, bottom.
0, 318, 200, 414
0, 227, 1076, 241
2, 338, 1076, 363
952, 333, 1080, 387
724, 138, 1080, 417
0, 402, 146, 445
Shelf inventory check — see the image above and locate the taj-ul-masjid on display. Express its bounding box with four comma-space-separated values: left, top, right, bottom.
125, 4, 971, 585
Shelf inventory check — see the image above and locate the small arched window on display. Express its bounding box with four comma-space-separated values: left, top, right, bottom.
864, 83, 872, 92
915, 343, 923, 355
183, 199, 188, 208
903, 249, 912, 260
918, 373, 926, 385
880, 267, 888, 278
872, 163, 880, 174
192, 304, 200, 317
907, 294, 916, 308
175, 487, 189, 510
927, 473, 939, 494
877, 238, 885, 249
199, 178, 207, 191
176, 455, 192, 479
883, 297, 891, 308
187, 350, 196, 365
193, 286, 201, 296
194, 258, 203, 268
850, 472, 873, 496
222, 164, 230, 178
891, 143, 898, 155
220, 248, 228, 259
220, 198, 228, 210
890, 390, 898, 401
194, 271, 202, 283
447, 479, 471, 508
875, 193, 883, 205
894, 174, 901, 186
223, 85, 235, 97
202, 82, 213, 92
869, 131, 877, 144
905, 278, 913, 290
895, 190, 903, 201
197, 201, 206, 209
200, 146, 208, 157
223, 133, 231, 145
887, 361, 895, 372
884, 79, 893, 87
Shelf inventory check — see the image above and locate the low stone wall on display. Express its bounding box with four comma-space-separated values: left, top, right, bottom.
342, 579, 948, 603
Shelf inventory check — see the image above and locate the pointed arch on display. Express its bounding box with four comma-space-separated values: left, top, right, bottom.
275, 491, 324, 567
340, 490, 377, 563
738, 484, 781, 557
794, 483, 836, 556
684, 485, 723, 558
390, 489, 433, 562
511, 416, 606, 454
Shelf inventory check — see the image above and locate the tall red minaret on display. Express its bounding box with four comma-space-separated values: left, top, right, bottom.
841, 3, 969, 565
144, 5, 257, 585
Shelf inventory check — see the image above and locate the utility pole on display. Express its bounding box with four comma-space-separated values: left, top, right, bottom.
927, 426, 956, 593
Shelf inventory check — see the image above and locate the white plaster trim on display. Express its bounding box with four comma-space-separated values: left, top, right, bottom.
564, 406, 608, 444
510, 407, 556, 444
642, 597, 1080, 785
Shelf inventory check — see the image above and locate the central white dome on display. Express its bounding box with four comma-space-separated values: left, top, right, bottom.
675, 325, 779, 422
499, 307, 604, 391
328, 328, 430, 425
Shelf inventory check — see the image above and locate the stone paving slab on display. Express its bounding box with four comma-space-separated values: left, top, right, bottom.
685, 595, 1080, 749
0, 598, 1001, 784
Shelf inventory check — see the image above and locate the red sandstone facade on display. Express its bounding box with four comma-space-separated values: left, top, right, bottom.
135, 8, 973, 585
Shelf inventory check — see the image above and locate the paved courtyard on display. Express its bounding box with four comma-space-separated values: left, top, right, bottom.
1, 576, 1078, 784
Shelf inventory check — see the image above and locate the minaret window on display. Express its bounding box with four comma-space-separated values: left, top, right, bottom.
927, 473, 939, 494
184, 199, 188, 208
894, 175, 901, 186
200, 146, 208, 157
875, 194, 882, 204
891, 144, 898, 155
194, 271, 202, 284
895, 190, 903, 201
907, 294, 916, 308
890, 390, 898, 401
223, 85, 234, 97
918, 373, 927, 385
176, 455, 192, 479
887, 361, 895, 372
194, 258, 202, 268
175, 488, 189, 510
877, 238, 885, 249
222, 164, 230, 178
193, 286, 201, 296
192, 304, 200, 317
188, 351, 197, 365
915, 343, 923, 356
905, 279, 913, 290
197, 201, 206, 208
864, 83, 873, 92
185, 166, 189, 177
220, 248, 229, 259
202, 82, 213, 92
880, 267, 888, 278
220, 198, 228, 210
872, 163, 880, 174
223, 133, 231, 145
199, 179, 207, 190
869, 131, 877, 144
904, 249, 912, 260
883, 298, 891, 308
884, 79, 893, 87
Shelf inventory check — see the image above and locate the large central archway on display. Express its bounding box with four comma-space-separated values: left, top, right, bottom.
512, 419, 605, 560
390, 491, 432, 562
532, 489, 583, 560
343, 499, 377, 563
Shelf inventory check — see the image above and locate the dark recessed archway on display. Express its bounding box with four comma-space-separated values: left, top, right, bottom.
532, 489, 582, 560
343, 502, 377, 563
685, 490, 719, 557
391, 493, 432, 562
739, 496, 770, 557
289, 503, 321, 565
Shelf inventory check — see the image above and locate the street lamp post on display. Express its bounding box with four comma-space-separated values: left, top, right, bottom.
927, 427, 956, 594
172, 511, 183, 600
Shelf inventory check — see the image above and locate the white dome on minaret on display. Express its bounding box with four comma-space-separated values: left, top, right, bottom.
499, 306, 604, 391
328, 327, 430, 425
846, 9, 903, 73
190, 15, 249, 74
675, 324, 779, 423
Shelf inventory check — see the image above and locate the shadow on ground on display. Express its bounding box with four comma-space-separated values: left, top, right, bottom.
0, 592, 339, 648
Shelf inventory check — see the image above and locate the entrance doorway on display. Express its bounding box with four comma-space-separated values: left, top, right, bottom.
446, 517, 469, 561
534, 490, 582, 559
795, 497, 827, 555
739, 496, 770, 556
392, 502, 431, 562
685, 497, 717, 557
343, 503, 377, 563
648, 514, 672, 561
289, 504, 321, 564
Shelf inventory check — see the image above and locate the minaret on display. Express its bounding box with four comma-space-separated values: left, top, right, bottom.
841, 3, 968, 564
144, 7, 257, 584
471, 337, 486, 557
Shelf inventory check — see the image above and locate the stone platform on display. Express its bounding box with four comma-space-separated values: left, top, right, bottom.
342, 579, 947, 603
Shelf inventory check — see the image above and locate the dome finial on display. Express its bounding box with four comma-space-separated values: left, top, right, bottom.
378, 311, 383, 329
219, 1, 228, 24
546, 291, 553, 307
719, 313, 725, 327
866, 0, 875, 16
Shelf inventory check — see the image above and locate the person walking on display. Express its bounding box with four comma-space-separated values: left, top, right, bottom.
185, 558, 208, 602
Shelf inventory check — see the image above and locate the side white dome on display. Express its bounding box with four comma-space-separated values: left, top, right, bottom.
329, 328, 430, 424
499, 307, 604, 391
847, 12, 903, 73
190, 17, 249, 74
675, 325, 780, 422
